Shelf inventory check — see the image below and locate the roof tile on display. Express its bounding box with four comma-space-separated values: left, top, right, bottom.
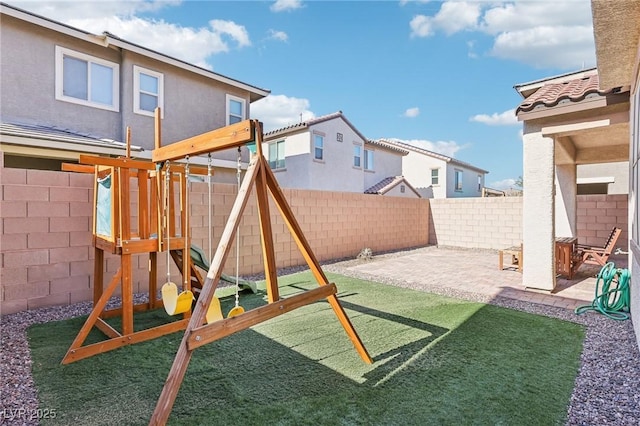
516, 73, 619, 113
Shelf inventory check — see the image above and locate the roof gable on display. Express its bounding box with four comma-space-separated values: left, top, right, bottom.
0, 2, 269, 102
378, 139, 489, 174
364, 176, 421, 197
264, 111, 367, 141
515, 72, 623, 115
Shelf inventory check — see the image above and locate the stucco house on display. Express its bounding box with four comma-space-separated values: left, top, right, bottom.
0, 2, 269, 182
262, 111, 419, 197
377, 139, 488, 198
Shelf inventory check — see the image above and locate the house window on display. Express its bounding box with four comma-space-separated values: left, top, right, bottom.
431, 168, 439, 185
353, 145, 361, 167
55, 46, 119, 111
134, 66, 163, 117
477, 175, 482, 192
337, 132, 343, 142
226, 94, 245, 125
400, 185, 406, 193
364, 149, 374, 171
268, 140, 285, 170
314, 134, 324, 160
455, 169, 463, 191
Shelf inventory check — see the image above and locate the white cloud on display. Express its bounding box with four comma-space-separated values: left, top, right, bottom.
489, 178, 518, 190
14, 0, 180, 21
270, 0, 303, 13
388, 138, 462, 158
14, 1, 250, 69
410, 2, 481, 38
250, 94, 315, 132
470, 108, 518, 126
403, 107, 420, 118
491, 25, 595, 69
209, 20, 251, 47
409, 0, 595, 69
267, 29, 289, 42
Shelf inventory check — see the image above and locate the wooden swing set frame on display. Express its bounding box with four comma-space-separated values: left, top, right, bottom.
61, 109, 371, 424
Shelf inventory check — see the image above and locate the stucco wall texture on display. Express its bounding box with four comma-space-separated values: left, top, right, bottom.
0, 157, 430, 314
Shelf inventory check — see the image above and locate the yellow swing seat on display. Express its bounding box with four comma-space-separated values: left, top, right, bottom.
227, 305, 244, 318
161, 282, 194, 315
205, 295, 224, 324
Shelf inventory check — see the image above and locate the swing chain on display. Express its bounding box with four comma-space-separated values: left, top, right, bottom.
164, 162, 171, 284
184, 156, 190, 288
207, 153, 213, 260
235, 147, 241, 308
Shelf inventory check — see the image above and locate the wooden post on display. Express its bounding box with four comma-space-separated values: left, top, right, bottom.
126, 126, 131, 159
254, 134, 279, 303
119, 167, 133, 336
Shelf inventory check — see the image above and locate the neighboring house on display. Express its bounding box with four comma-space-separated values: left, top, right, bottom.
590, 0, 640, 348
262, 111, 418, 197
0, 2, 269, 181
377, 139, 489, 198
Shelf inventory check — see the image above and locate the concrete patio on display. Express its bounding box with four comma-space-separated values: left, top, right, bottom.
331, 246, 629, 311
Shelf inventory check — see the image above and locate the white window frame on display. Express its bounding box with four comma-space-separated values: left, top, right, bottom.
133, 65, 164, 118
313, 132, 324, 161
226, 94, 246, 125
268, 140, 286, 170
431, 168, 439, 186
353, 144, 362, 168
455, 169, 463, 191
477, 174, 482, 192
364, 149, 374, 171
55, 46, 119, 112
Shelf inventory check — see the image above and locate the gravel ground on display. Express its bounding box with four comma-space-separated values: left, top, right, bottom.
1, 254, 639, 425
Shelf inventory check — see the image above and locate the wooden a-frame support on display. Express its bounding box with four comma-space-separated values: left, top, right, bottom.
149, 121, 372, 425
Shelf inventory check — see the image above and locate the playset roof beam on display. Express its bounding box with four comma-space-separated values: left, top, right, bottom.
152, 119, 256, 163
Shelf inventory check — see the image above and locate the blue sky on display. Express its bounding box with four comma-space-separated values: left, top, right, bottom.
14, 0, 596, 189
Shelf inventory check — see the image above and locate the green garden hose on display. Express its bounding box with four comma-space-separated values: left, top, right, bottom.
575, 262, 631, 320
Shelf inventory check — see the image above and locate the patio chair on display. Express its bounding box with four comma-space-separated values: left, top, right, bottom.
575, 227, 622, 267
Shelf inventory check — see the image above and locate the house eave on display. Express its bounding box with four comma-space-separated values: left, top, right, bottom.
517, 92, 630, 122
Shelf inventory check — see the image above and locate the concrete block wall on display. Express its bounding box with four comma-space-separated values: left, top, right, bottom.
428, 197, 523, 249
576, 194, 628, 251
0, 156, 429, 314
428, 194, 628, 251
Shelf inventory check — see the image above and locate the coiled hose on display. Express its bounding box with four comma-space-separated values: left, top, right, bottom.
574, 262, 631, 320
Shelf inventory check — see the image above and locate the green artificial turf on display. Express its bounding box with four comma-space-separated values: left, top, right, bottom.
28, 272, 585, 425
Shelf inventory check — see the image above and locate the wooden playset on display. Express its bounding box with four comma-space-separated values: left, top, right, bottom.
61, 110, 372, 424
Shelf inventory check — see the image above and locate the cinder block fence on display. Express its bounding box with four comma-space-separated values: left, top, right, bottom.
0, 155, 430, 314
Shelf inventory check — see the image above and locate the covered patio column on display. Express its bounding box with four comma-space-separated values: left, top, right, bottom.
522, 123, 556, 291
554, 162, 578, 238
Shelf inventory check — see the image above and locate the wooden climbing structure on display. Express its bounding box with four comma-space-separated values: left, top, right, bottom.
60, 120, 211, 364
